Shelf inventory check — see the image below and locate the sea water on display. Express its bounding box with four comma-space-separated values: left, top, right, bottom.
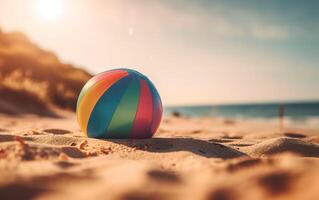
165, 101, 319, 128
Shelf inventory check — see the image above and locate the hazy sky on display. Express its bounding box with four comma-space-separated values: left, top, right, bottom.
0, 0, 318, 105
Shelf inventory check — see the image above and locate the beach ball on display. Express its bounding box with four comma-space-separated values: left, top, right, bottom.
76, 68, 163, 139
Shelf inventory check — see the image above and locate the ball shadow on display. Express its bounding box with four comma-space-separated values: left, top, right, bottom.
106, 137, 246, 159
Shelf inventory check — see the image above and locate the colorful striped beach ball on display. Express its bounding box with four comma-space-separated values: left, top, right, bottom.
76, 68, 163, 139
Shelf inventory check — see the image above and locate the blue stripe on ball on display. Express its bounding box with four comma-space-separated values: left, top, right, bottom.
87, 75, 132, 138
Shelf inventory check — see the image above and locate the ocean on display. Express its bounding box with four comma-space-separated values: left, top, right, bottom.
165, 101, 319, 128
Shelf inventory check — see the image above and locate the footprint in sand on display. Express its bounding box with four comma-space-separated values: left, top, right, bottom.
0, 128, 8, 132
223, 119, 236, 125
119, 190, 166, 200
284, 132, 306, 138
61, 146, 85, 158
147, 169, 181, 184
227, 158, 263, 172
53, 160, 78, 169
257, 170, 295, 195
0, 183, 48, 200
191, 129, 203, 134
42, 129, 71, 135
206, 187, 235, 200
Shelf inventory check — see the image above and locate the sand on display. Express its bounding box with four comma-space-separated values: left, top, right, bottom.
0, 113, 319, 200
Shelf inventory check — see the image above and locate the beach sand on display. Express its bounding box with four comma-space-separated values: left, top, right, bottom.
0, 113, 319, 200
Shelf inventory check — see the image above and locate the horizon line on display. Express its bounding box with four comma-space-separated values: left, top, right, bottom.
165, 99, 319, 107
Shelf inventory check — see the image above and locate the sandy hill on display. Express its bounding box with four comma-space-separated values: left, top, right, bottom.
0, 29, 91, 116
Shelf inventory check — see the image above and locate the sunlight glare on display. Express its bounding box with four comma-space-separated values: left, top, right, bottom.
37, 0, 65, 21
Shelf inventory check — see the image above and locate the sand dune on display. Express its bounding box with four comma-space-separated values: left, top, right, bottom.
0, 30, 91, 116
1, 115, 319, 200
242, 137, 319, 157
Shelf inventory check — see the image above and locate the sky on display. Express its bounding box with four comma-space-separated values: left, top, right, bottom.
0, 0, 318, 105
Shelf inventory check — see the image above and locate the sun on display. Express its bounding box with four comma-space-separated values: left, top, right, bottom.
36, 0, 65, 21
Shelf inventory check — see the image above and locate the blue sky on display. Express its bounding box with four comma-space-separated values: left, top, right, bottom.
0, 0, 318, 105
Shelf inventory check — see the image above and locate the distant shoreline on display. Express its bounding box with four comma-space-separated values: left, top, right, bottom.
165, 101, 319, 128
165, 100, 319, 108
